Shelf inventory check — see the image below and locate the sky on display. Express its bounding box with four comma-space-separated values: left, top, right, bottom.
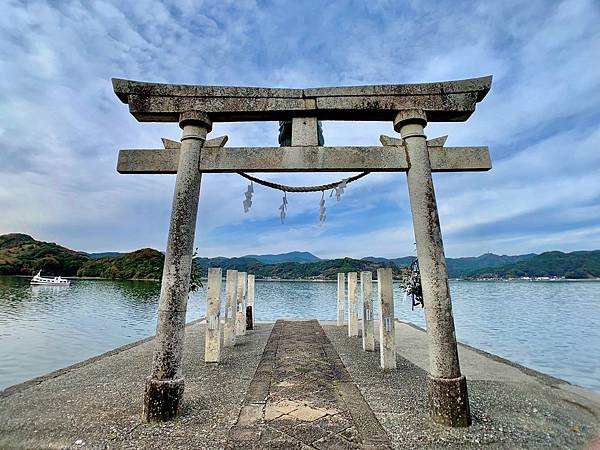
0, 0, 599, 259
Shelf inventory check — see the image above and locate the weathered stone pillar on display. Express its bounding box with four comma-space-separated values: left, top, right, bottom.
223, 269, 238, 347
347, 272, 359, 337
247, 274, 255, 330
395, 109, 471, 427
235, 271, 247, 336
205, 267, 222, 363
361, 271, 375, 351
142, 111, 211, 422
377, 268, 396, 369
337, 273, 345, 326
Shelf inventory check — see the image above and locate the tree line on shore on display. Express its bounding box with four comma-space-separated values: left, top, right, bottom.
1, 233, 599, 280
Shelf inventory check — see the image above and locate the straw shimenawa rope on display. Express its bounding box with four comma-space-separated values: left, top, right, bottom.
237, 172, 370, 193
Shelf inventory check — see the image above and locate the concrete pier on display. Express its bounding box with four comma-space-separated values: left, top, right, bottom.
377, 268, 396, 370
142, 112, 211, 423
2, 320, 598, 449
361, 271, 375, 351
223, 269, 238, 348
204, 268, 222, 363
235, 271, 247, 337
347, 272, 359, 337
336, 273, 345, 326
247, 274, 255, 330
396, 110, 470, 427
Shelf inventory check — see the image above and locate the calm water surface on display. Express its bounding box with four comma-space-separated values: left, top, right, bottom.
0, 276, 598, 392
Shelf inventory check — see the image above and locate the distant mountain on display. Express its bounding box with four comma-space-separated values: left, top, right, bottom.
446, 253, 536, 278
466, 251, 600, 279
240, 251, 321, 264
87, 252, 125, 259
362, 256, 390, 264
2, 234, 599, 281
363, 253, 536, 278
194, 256, 401, 280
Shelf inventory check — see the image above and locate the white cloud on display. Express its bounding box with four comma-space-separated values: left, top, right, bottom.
0, 0, 599, 258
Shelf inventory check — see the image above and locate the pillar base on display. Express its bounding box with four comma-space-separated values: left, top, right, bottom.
142, 376, 185, 422
427, 374, 471, 427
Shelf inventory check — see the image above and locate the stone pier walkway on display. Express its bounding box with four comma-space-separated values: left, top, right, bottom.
227, 320, 391, 449
1, 319, 598, 449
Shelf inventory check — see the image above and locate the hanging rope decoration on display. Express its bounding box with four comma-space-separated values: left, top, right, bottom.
243, 181, 254, 213
238, 171, 370, 224
279, 192, 288, 223
400, 259, 424, 310
319, 191, 326, 226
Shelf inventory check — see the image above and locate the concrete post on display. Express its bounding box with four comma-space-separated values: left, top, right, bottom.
235, 271, 247, 336
142, 111, 211, 423
223, 270, 238, 347
361, 271, 375, 351
337, 273, 345, 326
205, 267, 222, 363
247, 274, 255, 330
377, 268, 396, 369
347, 272, 359, 337
395, 109, 471, 427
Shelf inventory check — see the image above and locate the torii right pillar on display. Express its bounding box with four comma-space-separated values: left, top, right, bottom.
395, 109, 471, 427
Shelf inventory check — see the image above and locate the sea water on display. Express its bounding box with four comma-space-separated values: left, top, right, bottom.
0, 276, 598, 392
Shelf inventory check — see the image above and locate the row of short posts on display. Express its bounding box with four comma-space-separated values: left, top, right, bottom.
204, 268, 256, 364
337, 265, 471, 427
337, 268, 396, 369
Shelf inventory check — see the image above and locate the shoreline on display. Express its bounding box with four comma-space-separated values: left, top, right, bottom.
7, 274, 600, 283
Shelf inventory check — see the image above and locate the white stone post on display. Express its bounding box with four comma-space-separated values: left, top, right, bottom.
223, 269, 238, 347
247, 274, 255, 329
361, 271, 375, 351
235, 271, 247, 336
337, 273, 345, 326
395, 109, 471, 427
347, 272, 359, 337
377, 268, 396, 369
205, 267, 222, 363
142, 111, 211, 423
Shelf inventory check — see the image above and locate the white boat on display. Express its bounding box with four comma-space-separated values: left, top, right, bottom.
30, 271, 71, 286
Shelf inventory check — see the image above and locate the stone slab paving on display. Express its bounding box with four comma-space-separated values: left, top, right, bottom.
226, 320, 392, 449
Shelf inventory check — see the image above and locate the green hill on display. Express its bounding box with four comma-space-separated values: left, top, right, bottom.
0, 233, 89, 276
77, 248, 164, 280
0, 234, 163, 280
466, 250, 600, 279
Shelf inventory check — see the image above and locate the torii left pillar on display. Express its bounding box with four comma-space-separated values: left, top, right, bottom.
142, 111, 211, 422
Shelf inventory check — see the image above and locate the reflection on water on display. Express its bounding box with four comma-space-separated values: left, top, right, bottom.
0, 276, 599, 393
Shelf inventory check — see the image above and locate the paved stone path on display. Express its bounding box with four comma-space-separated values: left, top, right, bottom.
227, 320, 392, 449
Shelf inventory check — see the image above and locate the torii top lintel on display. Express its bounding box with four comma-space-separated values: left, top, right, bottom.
112, 76, 492, 123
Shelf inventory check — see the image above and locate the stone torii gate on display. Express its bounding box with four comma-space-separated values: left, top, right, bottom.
112, 75, 492, 427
